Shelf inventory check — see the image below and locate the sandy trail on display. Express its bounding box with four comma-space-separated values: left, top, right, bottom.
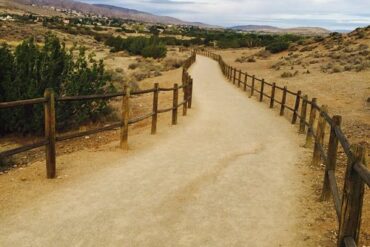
0, 56, 310, 246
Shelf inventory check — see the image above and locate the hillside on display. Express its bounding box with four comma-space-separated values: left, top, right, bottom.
231, 25, 330, 35
2, 0, 215, 27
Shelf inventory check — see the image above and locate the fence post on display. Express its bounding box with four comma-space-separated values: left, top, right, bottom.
151, 83, 159, 135
233, 68, 236, 84
238, 70, 241, 87
292, 90, 302, 124
250, 75, 255, 98
120, 86, 130, 149
188, 79, 193, 109
183, 82, 188, 116
299, 95, 308, 133
259, 79, 265, 102
270, 83, 276, 108
243, 73, 247, 91
338, 144, 367, 247
321, 115, 342, 200
172, 83, 178, 125
312, 105, 328, 166
44, 88, 56, 179
305, 98, 317, 148
280, 86, 287, 116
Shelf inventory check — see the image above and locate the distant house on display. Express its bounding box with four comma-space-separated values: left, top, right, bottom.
63, 19, 70, 24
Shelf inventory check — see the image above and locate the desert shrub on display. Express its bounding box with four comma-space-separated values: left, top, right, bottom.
314, 36, 325, 42
247, 57, 256, 62
115, 68, 124, 73
128, 63, 138, 70
235, 57, 244, 63
141, 44, 167, 59
344, 65, 353, 71
256, 50, 271, 59
281, 72, 293, 78
332, 66, 342, 73
359, 50, 369, 56
309, 60, 319, 64
266, 41, 289, 53
105, 35, 167, 59
358, 44, 369, 50
127, 81, 140, 92
0, 34, 114, 135
354, 64, 365, 72
164, 58, 184, 69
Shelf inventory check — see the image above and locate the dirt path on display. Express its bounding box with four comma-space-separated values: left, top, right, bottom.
0, 56, 314, 246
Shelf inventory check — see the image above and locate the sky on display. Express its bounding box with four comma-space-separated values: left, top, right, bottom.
80, 0, 370, 31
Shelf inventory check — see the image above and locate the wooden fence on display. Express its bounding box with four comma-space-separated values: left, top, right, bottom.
196, 49, 369, 247
0, 53, 196, 179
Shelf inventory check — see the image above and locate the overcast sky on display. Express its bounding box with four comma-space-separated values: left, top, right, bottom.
80, 0, 370, 31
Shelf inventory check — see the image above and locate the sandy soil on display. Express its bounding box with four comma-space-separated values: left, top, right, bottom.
0, 55, 323, 246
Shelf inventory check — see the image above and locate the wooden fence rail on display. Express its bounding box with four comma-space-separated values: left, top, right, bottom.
196, 49, 368, 247
0, 53, 196, 179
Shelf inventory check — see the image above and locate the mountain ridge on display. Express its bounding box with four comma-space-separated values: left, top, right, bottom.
5, 0, 216, 27
231, 25, 330, 35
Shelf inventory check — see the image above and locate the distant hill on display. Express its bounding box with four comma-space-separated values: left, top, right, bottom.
231, 25, 330, 35
3, 0, 216, 27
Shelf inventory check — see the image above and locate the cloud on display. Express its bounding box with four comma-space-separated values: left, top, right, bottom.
79, 0, 370, 30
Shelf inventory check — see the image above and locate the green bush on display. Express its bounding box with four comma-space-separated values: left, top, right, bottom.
0, 34, 114, 135
266, 41, 290, 53
105, 36, 167, 59
142, 44, 167, 59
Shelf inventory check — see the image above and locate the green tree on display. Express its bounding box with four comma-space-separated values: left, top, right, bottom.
0, 34, 114, 135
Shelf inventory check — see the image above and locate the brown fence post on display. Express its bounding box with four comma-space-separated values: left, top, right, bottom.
292, 90, 302, 124
280, 86, 287, 116
238, 70, 241, 87
233, 68, 236, 84
243, 73, 247, 91
312, 105, 328, 166
172, 83, 179, 125
151, 83, 159, 135
188, 78, 193, 109
338, 144, 367, 246
44, 88, 56, 179
120, 86, 130, 150
321, 115, 342, 201
250, 75, 255, 98
299, 95, 308, 133
183, 82, 188, 116
305, 98, 317, 147
270, 83, 276, 108
259, 79, 265, 102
